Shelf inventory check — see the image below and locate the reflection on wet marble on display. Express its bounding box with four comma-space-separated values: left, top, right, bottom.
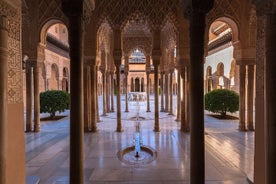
26, 95, 253, 184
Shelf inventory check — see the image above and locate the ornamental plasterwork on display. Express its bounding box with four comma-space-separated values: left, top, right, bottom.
1, 1, 23, 104
93, 0, 180, 30
207, 0, 241, 28
97, 21, 112, 53
123, 37, 152, 57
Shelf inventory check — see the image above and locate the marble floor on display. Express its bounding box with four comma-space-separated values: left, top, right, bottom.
25, 95, 254, 184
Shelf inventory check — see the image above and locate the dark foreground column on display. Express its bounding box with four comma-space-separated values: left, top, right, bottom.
62, 1, 85, 183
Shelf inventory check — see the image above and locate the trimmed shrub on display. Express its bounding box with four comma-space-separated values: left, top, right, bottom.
40, 90, 70, 119
204, 89, 239, 118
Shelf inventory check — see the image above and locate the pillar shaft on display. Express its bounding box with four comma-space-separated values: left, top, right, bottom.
154, 64, 160, 132
176, 71, 181, 121
160, 73, 164, 112
110, 72, 114, 112
239, 64, 246, 131
62, 4, 85, 182
165, 73, 169, 112
247, 65, 254, 130
146, 73, 151, 112
33, 64, 41, 132
90, 65, 97, 132
169, 72, 173, 115
266, 12, 276, 184
106, 73, 110, 113
96, 67, 100, 121
26, 66, 33, 132
189, 13, 206, 184
0, 16, 8, 184
115, 64, 122, 132
254, 14, 266, 184
83, 66, 90, 131
102, 72, 107, 116
125, 72, 129, 112
181, 67, 188, 131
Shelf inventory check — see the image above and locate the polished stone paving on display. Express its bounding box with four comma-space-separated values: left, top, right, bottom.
26, 95, 253, 184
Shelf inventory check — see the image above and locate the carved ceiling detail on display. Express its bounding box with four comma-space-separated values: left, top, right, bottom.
38, 0, 66, 25
123, 37, 152, 57
207, 0, 241, 27
93, 0, 180, 30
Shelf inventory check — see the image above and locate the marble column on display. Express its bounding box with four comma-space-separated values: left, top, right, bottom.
188, 3, 213, 181
266, 12, 276, 184
239, 64, 246, 131
106, 72, 110, 113
153, 63, 160, 132
165, 73, 169, 112
254, 13, 266, 184
101, 71, 107, 116
115, 63, 122, 132
176, 70, 181, 121
247, 64, 254, 131
26, 65, 33, 132
169, 71, 174, 115
90, 65, 97, 132
0, 15, 8, 184
95, 66, 101, 122
62, 2, 85, 182
110, 71, 115, 112
160, 72, 165, 112
146, 72, 151, 112
33, 63, 41, 132
83, 66, 90, 132
180, 67, 189, 132
125, 71, 129, 112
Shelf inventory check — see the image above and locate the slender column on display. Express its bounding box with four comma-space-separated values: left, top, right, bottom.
165, 73, 169, 112
186, 66, 190, 130
153, 63, 160, 132
96, 67, 100, 121
62, 2, 85, 182
115, 63, 122, 132
83, 66, 90, 131
239, 64, 246, 131
247, 64, 254, 131
266, 12, 276, 184
146, 72, 151, 112
176, 70, 181, 121
25, 66, 33, 132
160, 72, 165, 112
90, 65, 97, 132
101, 71, 107, 116
169, 71, 174, 115
0, 16, 8, 184
180, 67, 189, 131
125, 72, 129, 112
106, 72, 110, 113
110, 72, 115, 112
254, 13, 266, 184
33, 63, 41, 132
189, 9, 212, 183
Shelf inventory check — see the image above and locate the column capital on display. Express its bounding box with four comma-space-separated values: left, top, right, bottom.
0, 15, 8, 30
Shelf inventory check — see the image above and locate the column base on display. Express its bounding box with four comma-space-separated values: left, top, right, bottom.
168, 112, 174, 115
146, 110, 151, 112
175, 118, 180, 122
90, 127, 98, 133
180, 127, 190, 132
247, 124, 255, 131
116, 128, 123, 132
239, 125, 247, 131
102, 114, 107, 117
84, 127, 90, 132
154, 128, 160, 132
125, 110, 129, 112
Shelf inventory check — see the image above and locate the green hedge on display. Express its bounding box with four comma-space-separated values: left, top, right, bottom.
40, 90, 70, 119
205, 89, 239, 118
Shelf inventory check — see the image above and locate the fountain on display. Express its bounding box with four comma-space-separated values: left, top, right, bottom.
117, 100, 157, 165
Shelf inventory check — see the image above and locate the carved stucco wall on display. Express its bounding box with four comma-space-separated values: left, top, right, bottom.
1, 1, 23, 104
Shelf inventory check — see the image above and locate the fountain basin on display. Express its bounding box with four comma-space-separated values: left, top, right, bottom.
117, 146, 157, 165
